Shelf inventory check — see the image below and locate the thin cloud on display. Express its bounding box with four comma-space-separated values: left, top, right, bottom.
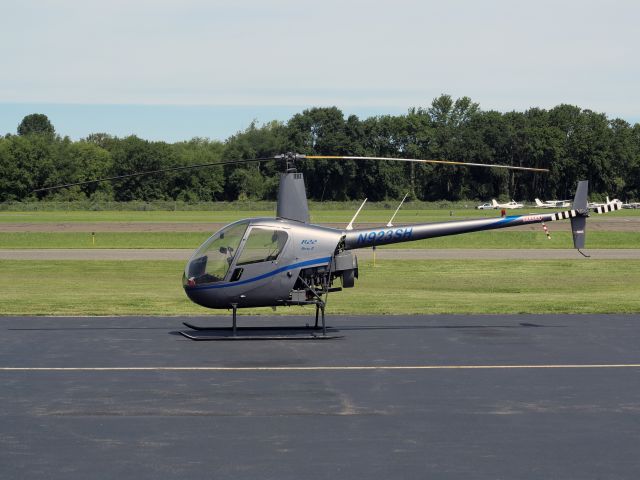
1, 0, 638, 116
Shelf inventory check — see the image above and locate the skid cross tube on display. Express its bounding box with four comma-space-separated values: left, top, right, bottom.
231, 303, 238, 336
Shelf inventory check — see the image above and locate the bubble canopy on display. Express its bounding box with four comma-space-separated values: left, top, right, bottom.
184, 221, 248, 286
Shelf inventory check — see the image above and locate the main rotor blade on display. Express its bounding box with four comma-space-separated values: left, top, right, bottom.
32, 157, 276, 192
304, 156, 548, 173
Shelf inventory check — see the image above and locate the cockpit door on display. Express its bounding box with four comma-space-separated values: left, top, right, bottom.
227, 227, 289, 285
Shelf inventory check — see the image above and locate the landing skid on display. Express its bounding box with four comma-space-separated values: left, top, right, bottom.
180, 302, 341, 341
179, 330, 342, 341
182, 322, 325, 332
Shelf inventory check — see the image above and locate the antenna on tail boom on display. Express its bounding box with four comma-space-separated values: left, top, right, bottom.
387, 193, 409, 227
346, 198, 368, 231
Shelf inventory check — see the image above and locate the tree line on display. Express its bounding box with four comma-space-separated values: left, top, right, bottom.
1, 95, 639, 203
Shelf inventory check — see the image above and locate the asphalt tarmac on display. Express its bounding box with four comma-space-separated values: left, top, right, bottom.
2, 314, 640, 479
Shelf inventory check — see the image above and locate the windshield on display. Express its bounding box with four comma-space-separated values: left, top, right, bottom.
184, 221, 248, 286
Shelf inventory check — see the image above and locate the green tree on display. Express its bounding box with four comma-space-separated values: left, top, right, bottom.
626, 123, 640, 199
108, 136, 175, 201
2, 98, 639, 204
45, 140, 114, 200
357, 114, 416, 200
422, 95, 481, 200
222, 121, 287, 200
0, 134, 56, 200
286, 107, 356, 200
170, 138, 225, 201
17, 114, 55, 137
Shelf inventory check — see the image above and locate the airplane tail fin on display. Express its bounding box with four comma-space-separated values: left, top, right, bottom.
491, 199, 498, 208
535, 198, 544, 207
570, 180, 589, 251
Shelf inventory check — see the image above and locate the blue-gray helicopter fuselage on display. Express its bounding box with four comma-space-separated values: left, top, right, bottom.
183, 218, 343, 309
183, 203, 593, 310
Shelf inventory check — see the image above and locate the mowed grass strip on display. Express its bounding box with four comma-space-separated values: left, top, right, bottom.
0, 210, 271, 223
0, 232, 210, 249
1, 259, 638, 316
0, 231, 637, 249
1, 208, 636, 224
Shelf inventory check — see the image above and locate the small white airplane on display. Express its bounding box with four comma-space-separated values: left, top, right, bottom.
588, 196, 623, 209
534, 198, 571, 208
476, 202, 494, 210
491, 199, 524, 209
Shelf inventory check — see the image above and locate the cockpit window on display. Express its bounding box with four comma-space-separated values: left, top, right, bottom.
236, 228, 288, 266
185, 221, 248, 286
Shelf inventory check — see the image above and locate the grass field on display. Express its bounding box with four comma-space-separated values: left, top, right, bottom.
1, 231, 638, 249
1, 208, 637, 224
1, 259, 638, 316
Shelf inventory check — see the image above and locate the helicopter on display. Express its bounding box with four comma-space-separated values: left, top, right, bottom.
35, 152, 622, 340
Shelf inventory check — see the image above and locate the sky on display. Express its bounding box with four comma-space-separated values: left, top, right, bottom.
1, 0, 638, 142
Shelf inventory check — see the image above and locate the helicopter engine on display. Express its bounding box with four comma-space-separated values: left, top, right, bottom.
332, 251, 359, 288
288, 250, 358, 303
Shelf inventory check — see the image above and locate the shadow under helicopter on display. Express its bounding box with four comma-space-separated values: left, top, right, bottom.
6, 322, 563, 337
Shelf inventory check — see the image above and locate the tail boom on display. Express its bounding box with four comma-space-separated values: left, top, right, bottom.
342, 180, 618, 252
343, 210, 583, 250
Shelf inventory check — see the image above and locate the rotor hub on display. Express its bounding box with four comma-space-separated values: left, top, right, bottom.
275, 152, 305, 172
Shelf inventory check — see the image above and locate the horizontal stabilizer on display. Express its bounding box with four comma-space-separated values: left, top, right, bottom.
595, 202, 622, 214
551, 210, 580, 221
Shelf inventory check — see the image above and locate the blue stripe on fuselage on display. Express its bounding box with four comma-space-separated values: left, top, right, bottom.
494, 215, 520, 225
482, 215, 520, 225
184, 256, 333, 292
468, 215, 521, 232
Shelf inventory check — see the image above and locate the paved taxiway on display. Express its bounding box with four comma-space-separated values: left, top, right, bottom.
2, 314, 640, 479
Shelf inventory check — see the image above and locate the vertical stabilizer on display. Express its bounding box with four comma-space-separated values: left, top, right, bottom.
571, 216, 587, 249
276, 172, 309, 223
570, 180, 589, 251
573, 180, 589, 212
